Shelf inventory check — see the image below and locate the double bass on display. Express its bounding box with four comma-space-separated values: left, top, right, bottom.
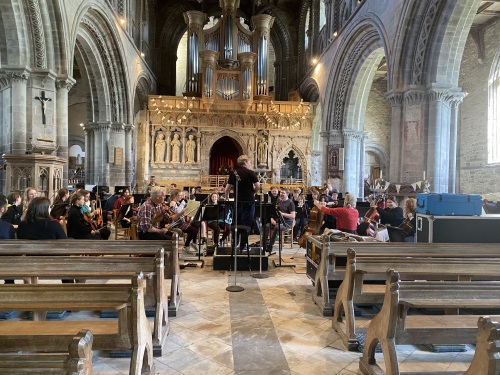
298, 205, 324, 248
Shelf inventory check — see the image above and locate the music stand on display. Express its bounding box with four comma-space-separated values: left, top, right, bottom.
271, 205, 295, 268
253, 192, 269, 279
180, 201, 205, 268
227, 173, 244, 292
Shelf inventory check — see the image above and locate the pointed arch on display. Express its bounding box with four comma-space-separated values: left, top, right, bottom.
0, 1, 29, 65
324, 14, 390, 132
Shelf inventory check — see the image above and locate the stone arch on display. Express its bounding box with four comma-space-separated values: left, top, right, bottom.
365, 143, 388, 178
324, 15, 390, 132
72, 6, 130, 123
430, 0, 479, 86
297, 0, 312, 78
133, 74, 154, 113
0, 1, 29, 66
301, 77, 320, 103
204, 130, 246, 156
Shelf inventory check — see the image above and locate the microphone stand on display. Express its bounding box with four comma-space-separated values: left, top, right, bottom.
227, 170, 244, 292
253, 181, 269, 279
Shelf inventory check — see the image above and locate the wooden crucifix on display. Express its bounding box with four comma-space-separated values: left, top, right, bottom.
35, 91, 52, 125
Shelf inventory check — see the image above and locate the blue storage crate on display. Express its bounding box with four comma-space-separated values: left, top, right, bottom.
416, 193, 482, 216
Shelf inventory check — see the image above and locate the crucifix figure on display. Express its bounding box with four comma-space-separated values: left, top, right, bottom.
35, 91, 52, 125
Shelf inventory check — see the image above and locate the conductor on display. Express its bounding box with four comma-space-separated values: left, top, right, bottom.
225, 155, 260, 252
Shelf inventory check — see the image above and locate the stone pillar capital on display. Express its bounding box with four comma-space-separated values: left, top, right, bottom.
56, 76, 76, 91
0, 67, 31, 84
386, 91, 404, 107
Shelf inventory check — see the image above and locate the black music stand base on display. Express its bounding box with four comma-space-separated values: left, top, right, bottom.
180, 256, 204, 268
252, 272, 269, 279
226, 285, 244, 292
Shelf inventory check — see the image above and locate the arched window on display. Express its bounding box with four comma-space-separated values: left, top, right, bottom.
488, 45, 500, 164
319, 1, 326, 31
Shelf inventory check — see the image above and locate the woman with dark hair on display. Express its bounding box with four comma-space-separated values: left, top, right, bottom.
50, 187, 70, 220
17, 197, 67, 239
117, 195, 135, 228
66, 190, 101, 240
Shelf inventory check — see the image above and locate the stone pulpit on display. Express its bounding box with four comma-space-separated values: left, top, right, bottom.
3, 140, 65, 198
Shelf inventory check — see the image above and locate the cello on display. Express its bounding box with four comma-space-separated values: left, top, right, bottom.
298, 205, 324, 248
360, 195, 385, 237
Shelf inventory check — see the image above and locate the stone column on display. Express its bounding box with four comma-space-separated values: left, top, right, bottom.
125, 124, 134, 187
426, 86, 453, 193
343, 130, 362, 197
387, 92, 404, 181
448, 90, 465, 193
358, 132, 368, 198
56, 76, 76, 186
324, 0, 333, 39
88, 122, 111, 186
4, 68, 30, 154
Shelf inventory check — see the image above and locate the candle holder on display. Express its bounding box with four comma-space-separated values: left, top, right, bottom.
422, 179, 431, 193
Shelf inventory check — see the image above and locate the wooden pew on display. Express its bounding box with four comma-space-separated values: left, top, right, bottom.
359, 270, 500, 375
0, 273, 153, 375
0, 249, 168, 356
464, 316, 500, 375
308, 236, 500, 316
333, 248, 500, 350
0, 329, 93, 375
0, 239, 181, 317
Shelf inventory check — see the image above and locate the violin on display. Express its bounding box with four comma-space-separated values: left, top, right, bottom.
151, 202, 173, 225
399, 217, 414, 235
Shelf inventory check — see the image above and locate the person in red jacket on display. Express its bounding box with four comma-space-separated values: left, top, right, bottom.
313, 193, 359, 234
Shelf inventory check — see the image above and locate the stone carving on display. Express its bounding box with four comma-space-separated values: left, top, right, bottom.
155, 133, 166, 162
186, 134, 196, 163
27, 0, 46, 68
257, 138, 268, 166
171, 133, 181, 163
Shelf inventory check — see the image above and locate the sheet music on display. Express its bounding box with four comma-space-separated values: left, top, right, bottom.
185, 199, 200, 217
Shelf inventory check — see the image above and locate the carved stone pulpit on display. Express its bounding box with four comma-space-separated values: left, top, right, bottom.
3, 153, 65, 199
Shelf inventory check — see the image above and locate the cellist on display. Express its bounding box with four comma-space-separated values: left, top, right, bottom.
313, 193, 358, 234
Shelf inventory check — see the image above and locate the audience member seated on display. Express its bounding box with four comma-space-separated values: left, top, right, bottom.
17, 197, 67, 240
0, 195, 15, 240
2, 192, 22, 229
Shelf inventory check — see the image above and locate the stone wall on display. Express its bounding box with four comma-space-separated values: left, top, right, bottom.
459, 18, 500, 194
365, 79, 391, 152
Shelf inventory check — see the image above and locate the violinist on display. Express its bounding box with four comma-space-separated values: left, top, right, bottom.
372, 195, 404, 241
314, 193, 358, 234
400, 198, 417, 242
50, 188, 70, 220
80, 189, 110, 240
137, 186, 178, 241
67, 190, 102, 239
113, 188, 130, 211
206, 192, 231, 248
319, 194, 337, 231
117, 195, 135, 228
264, 188, 295, 253
169, 189, 200, 254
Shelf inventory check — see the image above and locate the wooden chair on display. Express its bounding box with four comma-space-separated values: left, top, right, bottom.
59, 217, 67, 236
280, 219, 295, 249
112, 209, 130, 240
